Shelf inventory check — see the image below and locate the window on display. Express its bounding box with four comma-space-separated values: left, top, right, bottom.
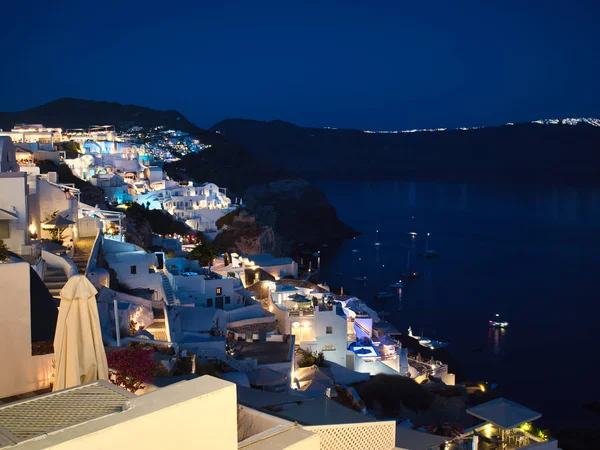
0, 220, 9, 239
206, 298, 213, 307
216, 287, 222, 296
322, 344, 336, 351
225, 296, 231, 304
130, 265, 137, 275
326, 326, 333, 335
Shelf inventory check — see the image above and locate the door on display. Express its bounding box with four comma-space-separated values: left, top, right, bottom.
216, 296, 224, 309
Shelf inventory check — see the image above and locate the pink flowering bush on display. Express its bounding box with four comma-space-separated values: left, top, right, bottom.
107, 347, 157, 393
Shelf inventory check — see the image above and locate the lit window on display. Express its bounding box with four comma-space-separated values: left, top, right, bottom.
326, 326, 333, 334
216, 287, 222, 295
322, 344, 336, 351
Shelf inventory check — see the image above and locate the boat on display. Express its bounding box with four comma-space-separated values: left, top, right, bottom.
489, 313, 509, 328
375, 292, 394, 299
351, 249, 359, 253
373, 229, 381, 247
408, 231, 417, 237
400, 249, 419, 278
353, 275, 367, 282
424, 340, 449, 350
390, 280, 404, 288
420, 232, 438, 258
408, 327, 447, 349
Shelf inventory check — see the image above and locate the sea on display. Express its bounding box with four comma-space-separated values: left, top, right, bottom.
313, 179, 600, 430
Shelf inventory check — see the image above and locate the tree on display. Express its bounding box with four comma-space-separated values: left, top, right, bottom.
106, 347, 158, 393
190, 243, 217, 267
296, 348, 328, 368
45, 210, 67, 245
0, 239, 9, 263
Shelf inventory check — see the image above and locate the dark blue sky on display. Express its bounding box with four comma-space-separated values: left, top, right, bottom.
1, 0, 599, 130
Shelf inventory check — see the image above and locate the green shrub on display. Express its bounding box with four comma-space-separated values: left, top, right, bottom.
190, 243, 217, 266
296, 348, 328, 368
0, 239, 9, 263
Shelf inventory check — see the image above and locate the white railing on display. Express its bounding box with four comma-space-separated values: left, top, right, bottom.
305, 421, 396, 450
196, 349, 257, 372
41, 250, 78, 278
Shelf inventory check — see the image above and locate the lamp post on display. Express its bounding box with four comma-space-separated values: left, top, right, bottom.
426, 233, 430, 252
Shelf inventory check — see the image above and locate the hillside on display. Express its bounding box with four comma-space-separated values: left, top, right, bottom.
0, 99, 357, 249
211, 119, 600, 184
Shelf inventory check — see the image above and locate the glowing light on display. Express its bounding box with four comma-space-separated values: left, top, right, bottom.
520, 423, 532, 432
292, 322, 300, 329
478, 384, 486, 392
28, 224, 36, 234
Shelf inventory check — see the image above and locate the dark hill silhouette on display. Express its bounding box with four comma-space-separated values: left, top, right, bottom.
0, 97, 217, 143
211, 118, 600, 184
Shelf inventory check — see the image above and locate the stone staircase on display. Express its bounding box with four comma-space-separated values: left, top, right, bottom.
43, 266, 69, 305
71, 253, 89, 275
161, 274, 175, 304
144, 307, 169, 342
72, 237, 95, 275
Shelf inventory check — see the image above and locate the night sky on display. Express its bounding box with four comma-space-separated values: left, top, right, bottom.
2, 0, 600, 130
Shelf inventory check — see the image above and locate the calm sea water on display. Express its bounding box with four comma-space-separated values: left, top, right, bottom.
314, 180, 600, 429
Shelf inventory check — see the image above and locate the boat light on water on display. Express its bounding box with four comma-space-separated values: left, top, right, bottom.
408, 231, 417, 237
489, 313, 509, 328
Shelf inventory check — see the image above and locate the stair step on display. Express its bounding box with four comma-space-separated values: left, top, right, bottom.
45, 282, 67, 289
44, 275, 68, 282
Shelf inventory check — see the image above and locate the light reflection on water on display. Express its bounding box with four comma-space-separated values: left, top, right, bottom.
487, 327, 505, 355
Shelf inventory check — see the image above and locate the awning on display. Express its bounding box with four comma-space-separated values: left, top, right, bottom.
44, 215, 75, 228
0, 208, 18, 220
467, 397, 542, 430
234, 288, 257, 298
394, 426, 449, 450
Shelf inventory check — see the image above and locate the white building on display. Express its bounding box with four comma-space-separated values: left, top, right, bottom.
0, 137, 20, 172
0, 170, 79, 255
161, 182, 233, 232
212, 252, 298, 285
166, 256, 241, 309
89, 173, 133, 204
267, 285, 353, 368
101, 238, 167, 302
0, 124, 62, 151
0, 257, 57, 399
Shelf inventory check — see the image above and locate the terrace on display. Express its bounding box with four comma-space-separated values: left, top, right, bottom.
451, 398, 554, 450
232, 340, 293, 365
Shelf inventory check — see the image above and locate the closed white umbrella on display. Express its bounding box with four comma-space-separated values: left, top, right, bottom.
53, 275, 108, 391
